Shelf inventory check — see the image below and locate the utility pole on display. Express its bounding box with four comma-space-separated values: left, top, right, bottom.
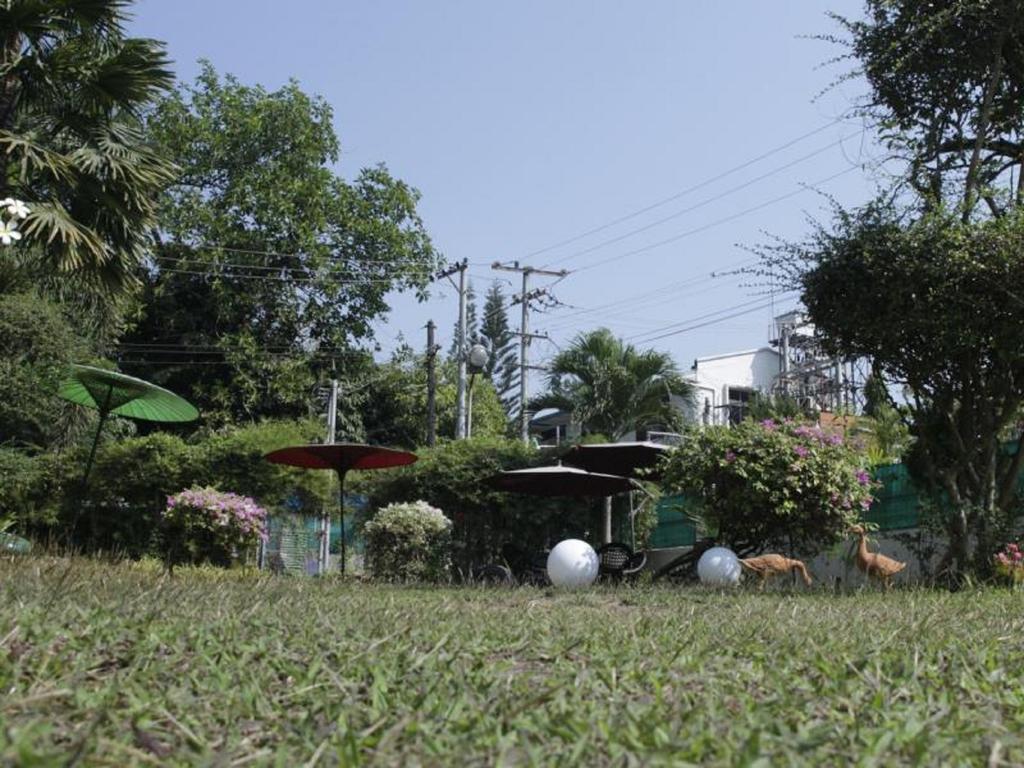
425, 320, 438, 447
437, 260, 469, 439
492, 261, 568, 443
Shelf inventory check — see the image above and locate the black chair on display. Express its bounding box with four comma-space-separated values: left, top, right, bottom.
472, 563, 515, 586
597, 542, 647, 582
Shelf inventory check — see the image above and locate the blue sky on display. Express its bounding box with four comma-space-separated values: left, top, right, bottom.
129, 1, 880, 376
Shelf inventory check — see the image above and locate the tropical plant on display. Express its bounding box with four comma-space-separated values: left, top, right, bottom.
363, 500, 452, 582
532, 328, 692, 440
0, 0, 176, 288
659, 419, 873, 556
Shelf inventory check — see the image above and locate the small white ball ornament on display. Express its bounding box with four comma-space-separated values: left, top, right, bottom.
546, 539, 599, 588
697, 546, 742, 586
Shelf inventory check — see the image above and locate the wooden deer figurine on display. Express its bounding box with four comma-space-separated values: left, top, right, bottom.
850, 524, 906, 588
739, 554, 813, 590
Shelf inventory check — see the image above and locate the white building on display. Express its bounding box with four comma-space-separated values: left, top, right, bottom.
682, 346, 782, 426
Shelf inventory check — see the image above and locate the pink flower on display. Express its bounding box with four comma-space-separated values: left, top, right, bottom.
856, 470, 871, 486
724, 450, 737, 464
793, 445, 810, 458
760, 419, 777, 431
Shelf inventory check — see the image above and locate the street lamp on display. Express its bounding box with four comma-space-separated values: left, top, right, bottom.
466, 343, 489, 438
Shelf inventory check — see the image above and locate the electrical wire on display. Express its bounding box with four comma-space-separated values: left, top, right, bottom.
542, 131, 864, 268
527, 118, 844, 263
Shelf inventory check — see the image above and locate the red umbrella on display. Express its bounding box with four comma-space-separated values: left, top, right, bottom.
264, 443, 417, 575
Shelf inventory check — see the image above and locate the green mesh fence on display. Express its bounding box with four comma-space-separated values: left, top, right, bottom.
862, 463, 920, 531
647, 495, 698, 549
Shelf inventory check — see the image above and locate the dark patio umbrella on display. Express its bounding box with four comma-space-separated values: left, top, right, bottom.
562, 441, 671, 481
57, 365, 199, 541
486, 464, 638, 497
264, 443, 417, 575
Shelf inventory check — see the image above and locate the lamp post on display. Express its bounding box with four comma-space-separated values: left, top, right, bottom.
466, 343, 490, 439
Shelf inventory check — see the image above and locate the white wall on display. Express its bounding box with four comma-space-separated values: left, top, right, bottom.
683, 347, 781, 425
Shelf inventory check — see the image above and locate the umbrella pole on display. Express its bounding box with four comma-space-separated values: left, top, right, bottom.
338, 471, 347, 576
77, 384, 114, 548
603, 496, 613, 544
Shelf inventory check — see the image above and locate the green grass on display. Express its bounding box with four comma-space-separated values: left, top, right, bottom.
2, 558, 1023, 766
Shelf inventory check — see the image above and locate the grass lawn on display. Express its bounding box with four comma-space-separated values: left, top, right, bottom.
2, 557, 1023, 766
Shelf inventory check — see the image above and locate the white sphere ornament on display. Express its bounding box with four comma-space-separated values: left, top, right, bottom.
697, 546, 742, 586
546, 539, 599, 588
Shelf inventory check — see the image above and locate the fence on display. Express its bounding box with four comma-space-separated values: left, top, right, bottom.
259, 493, 368, 573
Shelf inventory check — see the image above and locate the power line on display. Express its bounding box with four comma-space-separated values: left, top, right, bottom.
542, 131, 864, 268
527, 118, 843, 263
574, 166, 861, 274
627, 293, 801, 345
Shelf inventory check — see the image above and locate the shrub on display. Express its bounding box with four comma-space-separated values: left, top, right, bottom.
364, 501, 452, 582
163, 487, 268, 567
994, 541, 1024, 586
660, 419, 874, 555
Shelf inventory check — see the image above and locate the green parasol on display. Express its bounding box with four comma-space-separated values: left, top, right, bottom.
57, 365, 199, 542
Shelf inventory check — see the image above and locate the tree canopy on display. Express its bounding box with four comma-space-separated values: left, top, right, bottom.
123, 65, 442, 424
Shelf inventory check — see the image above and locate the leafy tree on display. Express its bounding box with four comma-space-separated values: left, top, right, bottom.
0, 0, 175, 289
766, 203, 1024, 575
532, 328, 693, 440
660, 419, 872, 556
359, 346, 506, 447
0, 292, 93, 450
124, 65, 441, 424
479, 282, 518, 413
828, 1, 1024, 217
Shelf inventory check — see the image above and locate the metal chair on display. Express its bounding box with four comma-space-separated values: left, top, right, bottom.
597, 542, 647, 581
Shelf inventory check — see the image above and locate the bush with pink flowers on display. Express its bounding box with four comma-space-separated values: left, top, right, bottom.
994, 541, 1024, 586
163, 487, 268, 567
660, 419, 875, 555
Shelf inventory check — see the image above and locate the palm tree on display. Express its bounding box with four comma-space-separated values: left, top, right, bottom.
0, 1, 176, 290
533, 328, 693, 440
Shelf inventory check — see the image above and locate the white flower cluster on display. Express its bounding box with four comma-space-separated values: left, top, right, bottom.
0, 198, 30, 246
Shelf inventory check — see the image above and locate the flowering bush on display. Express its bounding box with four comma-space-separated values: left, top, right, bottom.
0, 198, 29, 247
364, 500, 452, 582
994, 541, 1024, 585
163, 487, 268, 567
659, 419, 875, 554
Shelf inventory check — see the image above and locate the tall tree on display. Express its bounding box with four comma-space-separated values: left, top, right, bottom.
0, 0, 175, 292
449, 282, 479, 357
479, 282, 518, 413
531, 328, 693, 441
124, 65, 441, 424
766, 205, 1024, 577
830, 0, 1024, 217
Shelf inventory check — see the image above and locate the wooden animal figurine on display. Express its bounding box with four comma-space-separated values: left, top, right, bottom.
850, 524, 906, 588
739, 554, 813, 589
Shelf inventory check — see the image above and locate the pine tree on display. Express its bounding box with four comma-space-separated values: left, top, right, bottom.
479, 282, 519, 413
449, 283, 479, 357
